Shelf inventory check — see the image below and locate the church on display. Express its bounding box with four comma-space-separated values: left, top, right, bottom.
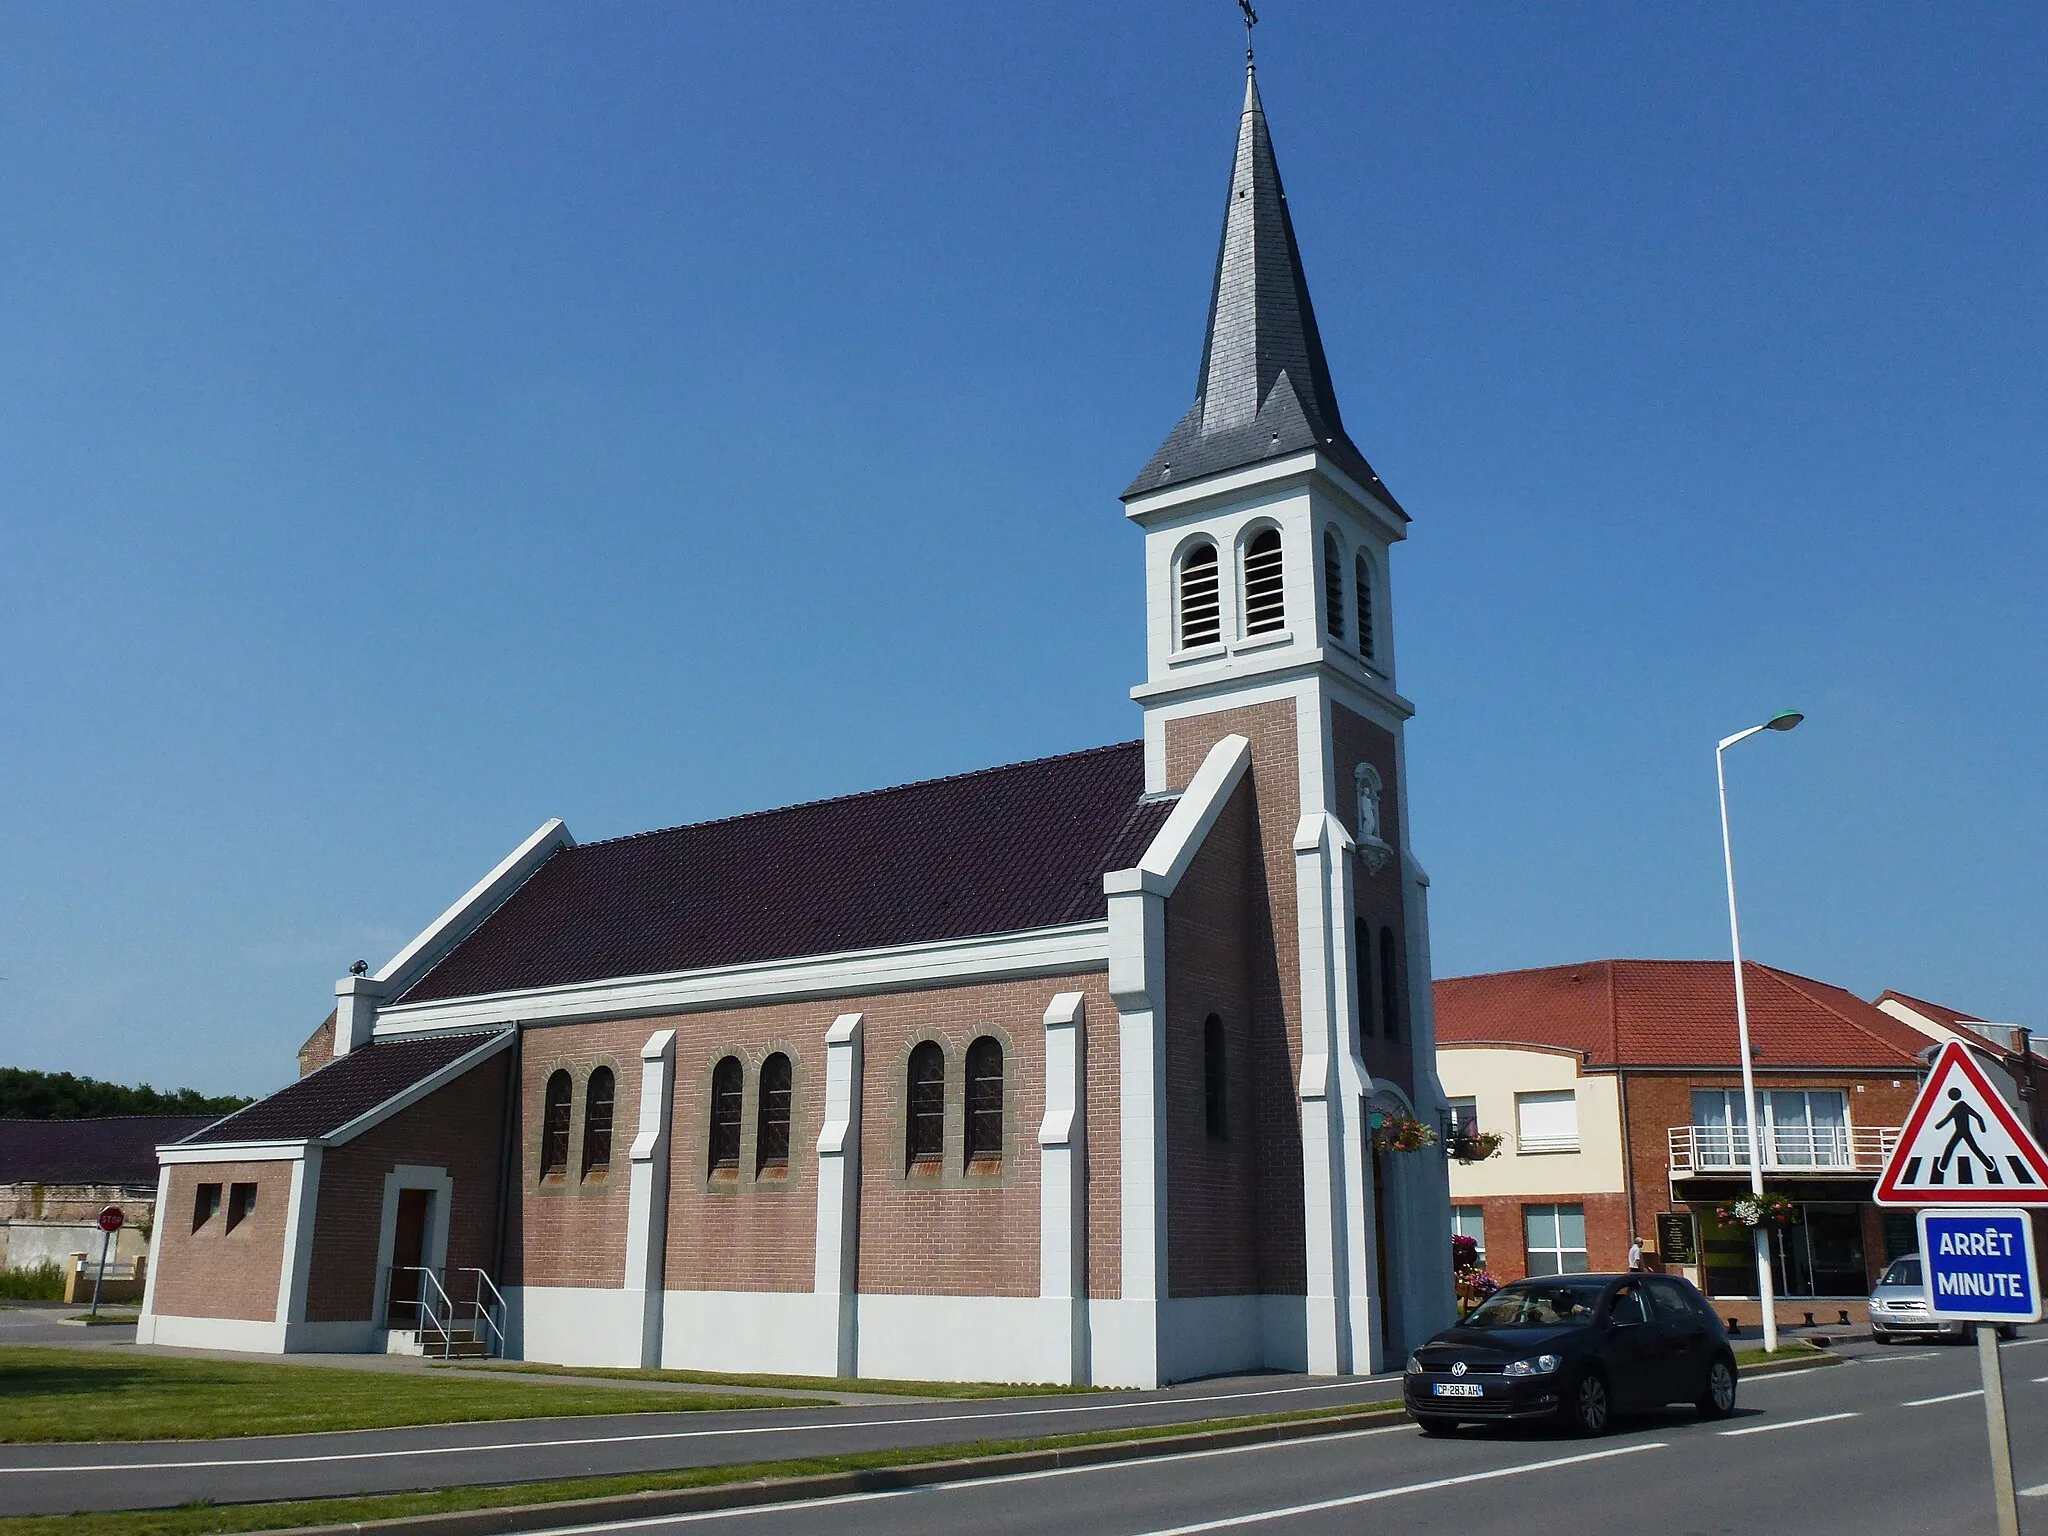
138, 62, 1457, 1388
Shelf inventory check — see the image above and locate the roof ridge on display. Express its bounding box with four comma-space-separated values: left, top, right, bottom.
1750, 964, 1925, 1061
1875, 987, 1983, 1023
573, 741, 1145, 852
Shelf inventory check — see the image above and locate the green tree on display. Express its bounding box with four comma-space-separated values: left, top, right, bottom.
0, 1067, 251, 1119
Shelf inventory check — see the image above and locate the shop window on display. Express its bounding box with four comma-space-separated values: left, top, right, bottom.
1452, 1205, 1486, 1265
1524, 1203, 1588, 1275
756, 1052, 792, 1174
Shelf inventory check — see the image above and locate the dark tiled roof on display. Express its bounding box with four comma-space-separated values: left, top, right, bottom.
1435, 960, 1932, 1071
183, 1033, 502, 1144
403, 742, 1171, 1004
0, 1117, 216, 1186
1125, 70, 1402, 514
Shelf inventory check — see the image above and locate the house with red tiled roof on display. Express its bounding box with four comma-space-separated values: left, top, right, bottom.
1875, 991, 2048, 1144
136, 68, 1456, 1386
1434, 960, 1949, 1331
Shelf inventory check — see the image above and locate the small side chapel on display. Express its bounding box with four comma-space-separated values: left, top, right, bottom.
139, 61, 1457, 1387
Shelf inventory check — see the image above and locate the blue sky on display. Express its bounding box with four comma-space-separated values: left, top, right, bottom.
3, 5, 2042, 1096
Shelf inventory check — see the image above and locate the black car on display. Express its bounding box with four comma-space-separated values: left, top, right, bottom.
1405, 1272, 1738, 1436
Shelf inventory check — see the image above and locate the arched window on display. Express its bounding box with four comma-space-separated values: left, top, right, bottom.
1380, 927, 1400, 1041
581, 1066, 615, 1178
1243, 528, 1285, 634
966, 1036, 1004, 1163
1355, 553, 1376, 662
1178, 541, 1221, 649
1203, 1014, 1227, 1139
540, 1070, 573, 1179
708, 1056, 744, 1174
1323, 531, 1344, 641
756, 1052, 792, 1174
907, 1041, 945, 1167
1355, 916, 1375, 1040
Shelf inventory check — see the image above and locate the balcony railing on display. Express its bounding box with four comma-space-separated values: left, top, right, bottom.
1668, 1123, 1900, 1176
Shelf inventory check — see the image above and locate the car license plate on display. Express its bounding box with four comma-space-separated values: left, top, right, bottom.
1432, 1382, 1483, 1398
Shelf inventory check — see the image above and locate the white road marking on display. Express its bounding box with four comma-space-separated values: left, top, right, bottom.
1848, 1351, 1939, 1365
1904, 1390, 1983, 1407
526, 1423, 1427, 1533
1718, 1412, 1860, 1437
0, 1382, 1399, 1476
2003, 1336, 2048, 1349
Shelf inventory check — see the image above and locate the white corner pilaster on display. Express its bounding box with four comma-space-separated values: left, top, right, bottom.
1329, 826, 1382, 1375
134, 1160, 174, 1344
1039, 991, 1089, 1384
1293, 811, 1349, 1376
624, 1028, 676, 1369
332, 976, 390, 1058
814, 1011, 864, 1378
1105, 866, 1167, 1388
1398, 853, 1456, 1349
275, 1146, 325, 1335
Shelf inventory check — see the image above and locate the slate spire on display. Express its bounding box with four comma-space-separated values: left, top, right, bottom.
1126, 67, 1400, 513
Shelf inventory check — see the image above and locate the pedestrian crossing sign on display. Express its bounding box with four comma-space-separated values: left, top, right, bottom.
1875, 1039, 2048, 1207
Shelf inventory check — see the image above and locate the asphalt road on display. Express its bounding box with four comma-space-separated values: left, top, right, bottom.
3, 1336, 2045, 1528
524, 1336, 2048, 1536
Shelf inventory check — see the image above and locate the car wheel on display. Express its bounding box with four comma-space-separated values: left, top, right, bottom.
1696, 1356, 1737, 1420
1999, 1325, 2019, 1342
1565, 1370, 1611, 1436
1874, 1332, 1896, 1345
1414, 1417, 1459, 1436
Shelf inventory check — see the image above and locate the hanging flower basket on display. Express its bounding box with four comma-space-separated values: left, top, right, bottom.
1715, 1192, 1800, 1228
1448, 1129, 1505, 1163
1371, 1114, 1437, 1155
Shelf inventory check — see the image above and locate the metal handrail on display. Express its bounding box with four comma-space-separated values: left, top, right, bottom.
458, 1267, 508, 1358
1668, 1122, 1901, 1173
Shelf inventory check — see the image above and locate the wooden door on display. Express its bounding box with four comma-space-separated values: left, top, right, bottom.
385, 1188, 432, 1326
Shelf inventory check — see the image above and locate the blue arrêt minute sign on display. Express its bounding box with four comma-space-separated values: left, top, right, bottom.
1917, 1208, 2042, 1324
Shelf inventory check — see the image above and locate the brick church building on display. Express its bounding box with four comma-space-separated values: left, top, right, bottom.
138, 64, 1456, 1387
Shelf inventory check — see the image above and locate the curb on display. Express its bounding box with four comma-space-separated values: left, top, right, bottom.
1741, 1351, 1844, 1377
265, 1405, 1408, 1536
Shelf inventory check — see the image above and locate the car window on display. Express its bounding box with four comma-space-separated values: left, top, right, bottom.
1880, 1256, 1922, 1288
1646, 1278, 1696, 1322
1610, 1285, 1650, 1324
1466, 1279, 1607, 1328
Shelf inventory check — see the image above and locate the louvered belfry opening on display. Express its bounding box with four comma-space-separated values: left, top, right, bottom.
1355, 553, 1375, 661
581, 1066, 614, 1178
756, 1052, 792, 1174
708, 1055, 744, 1174
1323, 532, 1344, 641
1179, 541, 1221, 648
540, 1070, 573, 1179
907, 1041, 945, 1168
966, 1036, 1004, 1165
1243, 528, 1285, 633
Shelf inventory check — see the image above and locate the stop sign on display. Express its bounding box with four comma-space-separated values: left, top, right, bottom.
97, 1206, 124, 1234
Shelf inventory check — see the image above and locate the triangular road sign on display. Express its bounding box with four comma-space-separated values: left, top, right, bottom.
1875, 1039, 2048, 1206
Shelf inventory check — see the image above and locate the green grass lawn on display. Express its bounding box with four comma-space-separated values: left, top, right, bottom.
0, 1400, 1404, 1536
1733, 1339, 1827, 1367
468, 1361, 1105, 1398
0, 1347, 822, 1443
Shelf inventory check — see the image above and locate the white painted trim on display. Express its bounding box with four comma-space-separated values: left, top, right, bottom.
323, 1031, 515, 1147
624, 1029, 676, 1368
143, 1314, 289, 1353
373, 819, 573, 989
855, 1293, 1079, 1385
372, 923, 1109, 1036
1125, 734, 1251, 896
157, 1141, 310, 1165
134, 1162, 174, 1344
1292, 812, 1346, 1376
813, 1012, 864, 1377
1106, 865, 1166, 1371
1038, 991, 1088, 1384
1125, 452, 1404, 539
274, 1146, 323, 1328
653, 1289, 844, 1376
369, 1165, 454, 1330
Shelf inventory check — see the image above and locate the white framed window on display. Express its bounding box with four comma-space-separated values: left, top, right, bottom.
1241, 527, 1286, 634
1176, 540, 1221, 649
1447, 1097, 1480, 1137
1515, 1090, 1579, 1154
1452, 1205, 1486, 1265
1690, 1088, 1850, 1168
1524, 1203, 1588, 1276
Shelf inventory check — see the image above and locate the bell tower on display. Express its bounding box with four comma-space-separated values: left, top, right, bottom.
1121, 62, 1454, 1368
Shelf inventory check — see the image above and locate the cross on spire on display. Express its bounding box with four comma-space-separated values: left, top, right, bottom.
1239, 0, 1259, 66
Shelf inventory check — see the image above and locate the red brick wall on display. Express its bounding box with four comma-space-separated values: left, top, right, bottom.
1329, 703, 1412, 1100
513, 973, 1120, 1301
152, 1161, 295, 1321
1166, 699, 1308, 1295
1454, 1191, 1632, 1283
510, 1022, 645, 1291
1619, 1069, 1923, 1296
307, 1051, 510, 1321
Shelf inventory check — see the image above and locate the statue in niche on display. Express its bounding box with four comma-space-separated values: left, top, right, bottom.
1355, 762, 1392, 874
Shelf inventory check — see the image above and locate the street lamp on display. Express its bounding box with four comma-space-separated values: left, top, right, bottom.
1716, 709, 1803, 1354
